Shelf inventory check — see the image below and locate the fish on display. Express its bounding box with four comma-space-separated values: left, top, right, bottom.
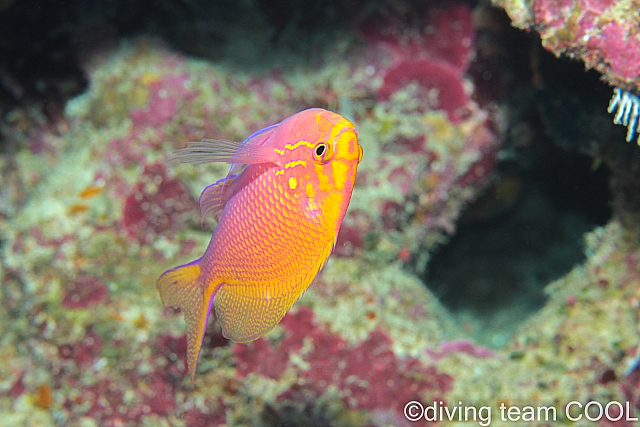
156, 108, 362, 380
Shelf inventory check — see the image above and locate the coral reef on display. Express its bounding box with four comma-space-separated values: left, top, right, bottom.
235, 307, 453, 419
1, 0, 640, 426
0, 5, 497, 419
335, 3, 500, 272
493, 0, 640, 91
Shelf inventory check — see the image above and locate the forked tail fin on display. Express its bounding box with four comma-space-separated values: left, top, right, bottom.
156, 259, 208, 382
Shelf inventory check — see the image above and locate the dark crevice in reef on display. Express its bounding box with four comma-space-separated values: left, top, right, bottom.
424, 146, 612, 347
424, 37, 616, 348
0, 0, 363, 150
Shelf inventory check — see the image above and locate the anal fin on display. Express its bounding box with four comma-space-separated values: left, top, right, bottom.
214, 283, 305, 343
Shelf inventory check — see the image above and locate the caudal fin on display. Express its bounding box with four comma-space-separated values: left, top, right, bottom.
156, 259, 208, 382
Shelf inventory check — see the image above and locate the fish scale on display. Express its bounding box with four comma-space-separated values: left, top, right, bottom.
156, 108, 362, 380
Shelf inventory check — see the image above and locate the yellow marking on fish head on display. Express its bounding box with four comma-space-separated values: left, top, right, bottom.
305, 182, 315, 198
269, 108, 362, 228
274, 159, 306, 176
307, 110, 361, 224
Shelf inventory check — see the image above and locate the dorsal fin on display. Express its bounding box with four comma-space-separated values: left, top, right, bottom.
171, 123, 280, 166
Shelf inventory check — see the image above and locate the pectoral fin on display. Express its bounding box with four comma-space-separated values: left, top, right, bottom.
198, 174, 238, 226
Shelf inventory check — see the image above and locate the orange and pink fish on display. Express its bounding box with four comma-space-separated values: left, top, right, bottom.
156, 108, 362, 380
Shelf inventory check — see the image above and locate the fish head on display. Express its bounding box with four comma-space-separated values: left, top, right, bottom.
311, 108, 361, 190
272, 108, 362, 227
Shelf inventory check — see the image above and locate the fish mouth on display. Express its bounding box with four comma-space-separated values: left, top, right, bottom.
333, 126, 360, 159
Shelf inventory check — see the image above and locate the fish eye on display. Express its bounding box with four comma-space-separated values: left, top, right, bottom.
313, 141, 331, 163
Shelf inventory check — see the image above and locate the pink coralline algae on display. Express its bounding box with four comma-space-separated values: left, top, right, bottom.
381, 201, 406, 231
122, 162, 196, 245
61, 275, 108, 309
58, 329, 103, 367
54, 328, 227, 425
130, 73, 196, 129
104, 135, 147, 168
362, 4, 475, 122
184, 405, 226, 427
54, 333, 190, 425
360, 4, 474, 70
3, 6, 640, 426
333, 224, 364, 257
75, 376, 176, 424
336, 2, 500, 268
6, 374, 25, 398
426, 340, 497, 361
235, 307, 453, 416
494, 0, 640, 90
378, 59, 469, 122
456, 146, 498, 187
154, 333, 188, 378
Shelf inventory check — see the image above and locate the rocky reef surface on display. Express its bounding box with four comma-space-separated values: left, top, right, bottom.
493, 0, 640, 91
